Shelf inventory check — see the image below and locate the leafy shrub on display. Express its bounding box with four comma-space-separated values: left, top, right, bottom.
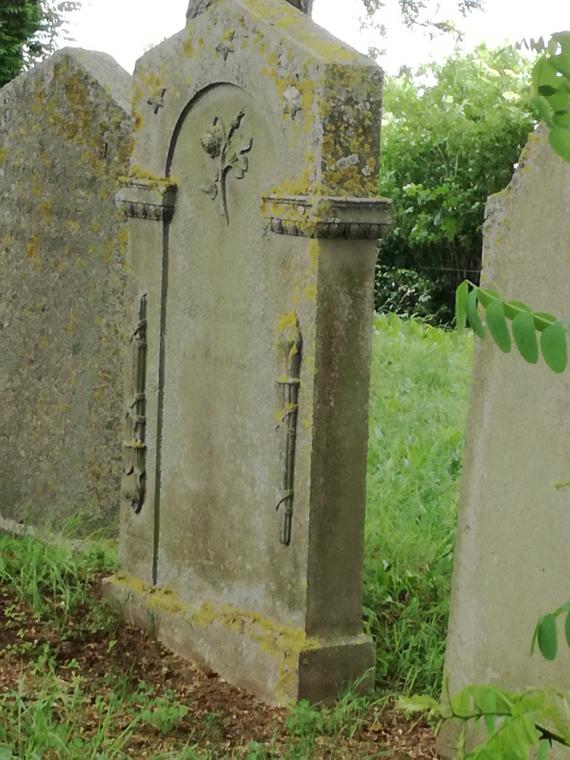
379, 45, 536, 323
375, 264, 449, 323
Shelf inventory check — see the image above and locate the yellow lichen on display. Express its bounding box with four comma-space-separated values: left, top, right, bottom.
105, 575, 321, 703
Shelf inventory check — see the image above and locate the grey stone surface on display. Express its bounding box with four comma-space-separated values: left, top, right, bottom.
0, 49, 132, 531
440, 126, 570, 757
187, 0, 313, 17
107, 0, 391, 705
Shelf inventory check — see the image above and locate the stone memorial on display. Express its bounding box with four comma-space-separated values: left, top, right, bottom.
0, 49, 132, 530
105, 0, 391, 704
441, 126, 570, 755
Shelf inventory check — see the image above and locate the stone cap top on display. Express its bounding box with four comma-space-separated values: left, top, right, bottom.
0, 47, 132, 114
185, 0, 376, 69
189, 0, 313, 15
262, 194, 393, 239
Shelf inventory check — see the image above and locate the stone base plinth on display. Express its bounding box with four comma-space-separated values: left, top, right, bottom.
102, 574, 375, 706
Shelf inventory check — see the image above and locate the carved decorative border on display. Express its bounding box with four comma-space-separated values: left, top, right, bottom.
123, 293, 148, 514
116, 179, 177, 222
262, 194, 392, 240
275, 313, 303, 546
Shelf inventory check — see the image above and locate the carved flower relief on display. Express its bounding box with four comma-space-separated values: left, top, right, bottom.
199, 111, 253, 222
200, 126, 223, 158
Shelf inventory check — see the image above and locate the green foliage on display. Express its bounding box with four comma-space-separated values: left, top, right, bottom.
399, 684, 570, 758
534, 32, 570, 161
531, 600, 570, 662
379, 45, 536, 323
283, 689, 384, 757
0, 0, 80, 87
455, 281, 569, 373
0, 1, 41, 86
140, 693, 189, 734
365, 315, 472, 695
375, 264, 450, 322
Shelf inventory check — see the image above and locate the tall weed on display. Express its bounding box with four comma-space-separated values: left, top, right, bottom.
365, 315, 472, 695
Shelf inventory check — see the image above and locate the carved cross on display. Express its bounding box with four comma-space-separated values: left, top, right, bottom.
147, 88, 167, 114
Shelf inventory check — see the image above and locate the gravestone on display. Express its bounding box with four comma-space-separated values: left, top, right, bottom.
105, 0, 391, 704
440, 126, 570, 755
0, 49, 132, 531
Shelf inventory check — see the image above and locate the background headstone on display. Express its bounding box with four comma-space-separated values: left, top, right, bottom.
106, 0, 391, 705
0, 49, 132, 532
441, 125, 570, 756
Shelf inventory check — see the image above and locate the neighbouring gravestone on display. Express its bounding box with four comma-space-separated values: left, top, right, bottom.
104, 0, 392, 705
0, 49, 132, 532
440, 126, 570, 756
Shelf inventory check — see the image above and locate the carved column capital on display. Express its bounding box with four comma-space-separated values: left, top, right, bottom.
262, 194, 393, 240
116, 178, 178, 222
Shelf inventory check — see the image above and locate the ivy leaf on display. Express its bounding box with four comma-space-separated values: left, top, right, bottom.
549, 126, 570, 162
512, 312, 539, 364
466, 288, 485, 338
455, 280, 469, 331
565, 611, 570, 649
485, 299, 511, 353
541, 323, 568, 373
537, 614, 558, 661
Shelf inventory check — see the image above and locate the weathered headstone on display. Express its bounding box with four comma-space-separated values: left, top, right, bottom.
0, 49, 132, 531
441, 126, 570, 755
105, 0, 391, 704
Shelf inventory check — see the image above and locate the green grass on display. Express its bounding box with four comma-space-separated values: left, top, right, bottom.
0, 315, 473, 756
0, 532, 117, 633
364, 314, 472, 696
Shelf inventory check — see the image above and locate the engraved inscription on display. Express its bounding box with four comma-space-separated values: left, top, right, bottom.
275, 313, 303, 546
200, 110, 253, 224
123, 294, 148, 513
